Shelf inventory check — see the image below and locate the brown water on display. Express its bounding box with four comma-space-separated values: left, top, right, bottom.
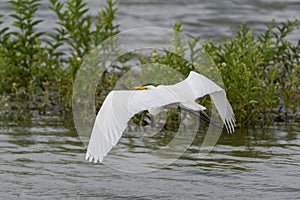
1, 0, 300, 199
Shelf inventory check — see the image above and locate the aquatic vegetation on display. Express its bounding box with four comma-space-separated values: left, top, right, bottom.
133, 21, 300, 127
203, 19, 300, 126
0, 0, 119, 114
129, 20, 299, 127
0, 0, 299, 127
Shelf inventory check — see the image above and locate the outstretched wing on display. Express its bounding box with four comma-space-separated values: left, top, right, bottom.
86, 71, 235, 163
86, 88, 180, 163
183, 71, 236, 133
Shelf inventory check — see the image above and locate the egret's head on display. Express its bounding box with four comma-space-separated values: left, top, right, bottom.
133, 84, 158, 90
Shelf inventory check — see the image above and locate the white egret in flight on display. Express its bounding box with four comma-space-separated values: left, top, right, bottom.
86, 71, 235, 163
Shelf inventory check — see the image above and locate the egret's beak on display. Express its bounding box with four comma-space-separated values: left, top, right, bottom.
134, 86, 147, 90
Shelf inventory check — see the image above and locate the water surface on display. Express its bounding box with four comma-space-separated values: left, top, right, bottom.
1, 114, 299, 199
1, 0, 300, 41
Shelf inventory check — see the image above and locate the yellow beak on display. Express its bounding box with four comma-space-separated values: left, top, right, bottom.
133, 86, 147, 90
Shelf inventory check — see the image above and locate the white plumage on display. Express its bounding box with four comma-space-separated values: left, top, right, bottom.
86, 71, 235, 163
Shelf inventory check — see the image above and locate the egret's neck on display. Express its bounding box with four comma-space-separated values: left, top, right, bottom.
145, 85, 156, 90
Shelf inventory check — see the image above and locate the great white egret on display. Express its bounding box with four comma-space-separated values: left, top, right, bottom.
86, 71, 235, 163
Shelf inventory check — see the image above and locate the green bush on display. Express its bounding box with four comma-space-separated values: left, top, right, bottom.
203, 19, 300, 126
130, 20, 300, 127
0, 0, 119, 113
0, 0, 299, 127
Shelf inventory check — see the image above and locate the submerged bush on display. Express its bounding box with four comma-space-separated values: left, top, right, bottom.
0, 0, 119, 113
101, 20, 300, 127
0, 0, 299, 127
123, 20, 300, 127
203, 19, 300, 126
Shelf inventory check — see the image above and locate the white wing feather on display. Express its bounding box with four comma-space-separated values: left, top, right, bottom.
86, 88, 180, 162
86, 71, 235, 162
184, 71, 236, 133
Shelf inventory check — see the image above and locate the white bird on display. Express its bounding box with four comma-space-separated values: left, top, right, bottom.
86, 71, 235, 163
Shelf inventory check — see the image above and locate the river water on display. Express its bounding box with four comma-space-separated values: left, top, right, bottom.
1, 0, 300, 41
1, 0, 300, 199
1, 114, 299, 199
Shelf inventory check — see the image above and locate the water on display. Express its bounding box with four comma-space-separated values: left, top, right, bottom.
1, 0, 300, 41
1, 114, 299, 199
1, 0, 300, 199
116, 0, 300, 41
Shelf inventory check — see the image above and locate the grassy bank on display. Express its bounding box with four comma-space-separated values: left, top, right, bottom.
0, 0, 299, 127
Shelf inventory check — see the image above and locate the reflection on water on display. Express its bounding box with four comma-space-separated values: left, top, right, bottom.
0, 114, 299, 199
